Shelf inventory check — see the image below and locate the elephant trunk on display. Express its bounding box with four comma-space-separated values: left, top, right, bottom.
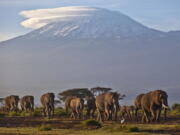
162, 103, 169, 109
113, 104, 118, 120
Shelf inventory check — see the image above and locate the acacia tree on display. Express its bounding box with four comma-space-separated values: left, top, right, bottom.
58, 88, 93, 101
119, 94, 126, 100
54, 99, 61, 108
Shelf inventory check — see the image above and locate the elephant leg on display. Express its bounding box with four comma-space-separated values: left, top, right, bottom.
108, 110, 112, 120
76, 110, 80, 119
164, 108, 167, 121
121, 111, 125, 120
86, 108, 90, 119
92, 108, 96, 118
42, 107, 45, 116
70, 112, 74, 119
46, 106, 50, 118
142, 109, 150, 123
52, 106, 54, 117
114, 110, 118, 121
80, 110, 83, 120
150, 106, 156, 122
97, 108, 103, 122
71, 111, 76, 120
45, 107, 48, 117
48, 108, 51, 118
96, 111, 100, 121
135, 108, 138, 121
31, 103, 34, 112
105, 110, 110, 120
127, 111, 132, 120
21, 106, 24, 111
50, 107, 54, 118
156, 109, 161, 122
141, 112, 146, 123
105, 106, 110, 120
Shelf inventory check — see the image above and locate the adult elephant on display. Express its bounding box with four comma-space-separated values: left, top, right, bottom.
40, 93, 55, 118
141, 90, 168, 123
64, 96, 76, 113
5, 95, 19, 112
20, 95, 34, 112
86, 96, 96, 118
96, 92, 119, 121
65, 96, 84, 120
134, 93, 145, 121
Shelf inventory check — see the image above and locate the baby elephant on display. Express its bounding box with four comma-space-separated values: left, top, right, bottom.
120, 105, 135, 120
41, 93, 55, 118
20, 95, 34, 112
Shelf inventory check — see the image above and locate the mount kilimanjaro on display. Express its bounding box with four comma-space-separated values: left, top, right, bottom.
0, 7, 180, 104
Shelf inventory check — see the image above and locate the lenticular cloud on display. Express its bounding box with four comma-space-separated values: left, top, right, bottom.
20, 6, 97, 29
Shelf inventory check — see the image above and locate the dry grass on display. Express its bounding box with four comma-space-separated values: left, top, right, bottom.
0, 123, 179, 135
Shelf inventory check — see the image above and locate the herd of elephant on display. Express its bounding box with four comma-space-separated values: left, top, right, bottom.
3, 89, 169, 123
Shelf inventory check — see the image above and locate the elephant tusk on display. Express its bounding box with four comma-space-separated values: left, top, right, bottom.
162, 104, 169, 109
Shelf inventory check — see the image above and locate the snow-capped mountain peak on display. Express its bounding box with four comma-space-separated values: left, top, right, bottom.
23, 6, 163, 39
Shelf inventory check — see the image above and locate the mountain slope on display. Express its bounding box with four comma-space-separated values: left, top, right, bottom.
0, 7, 180, 104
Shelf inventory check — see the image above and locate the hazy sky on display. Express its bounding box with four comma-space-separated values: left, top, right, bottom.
0, 0, 180, 41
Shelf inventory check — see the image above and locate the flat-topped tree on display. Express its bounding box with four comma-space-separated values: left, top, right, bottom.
58, 88, 93, 101
90, 87, 112, 96
119, 94, 126, 100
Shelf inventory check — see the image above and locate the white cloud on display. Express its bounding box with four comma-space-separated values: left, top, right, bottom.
20, 6, 98, 29
134, 17, 180, 32
0, 33, 18, 42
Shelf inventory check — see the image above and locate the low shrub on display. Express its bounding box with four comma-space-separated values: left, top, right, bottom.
82, 119, 102, 129
172, 103, 180, 111
39, 124, 52, 131
129, 126, 139, 132
8, 111, 20, 117
103, 125, 140, 133
0, 112, 6, 117
19, 111, 32, 117
169, 109, 180, 115
170, 103, 180, 116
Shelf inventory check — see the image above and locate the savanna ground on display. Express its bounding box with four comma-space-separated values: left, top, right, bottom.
0, 108, 179, 135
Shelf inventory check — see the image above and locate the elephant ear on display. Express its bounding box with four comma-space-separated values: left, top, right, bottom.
154, 91, 161, 105
158, 92, 165, 105
112, 92, 120, 102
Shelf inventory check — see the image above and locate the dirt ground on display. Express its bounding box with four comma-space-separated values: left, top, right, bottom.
0, 115, 179, 135
0, 115, 179, 128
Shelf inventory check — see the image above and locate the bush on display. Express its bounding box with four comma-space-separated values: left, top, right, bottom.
82, 119, 102, 129
54, 108, 68, 117
169, 103, 180, 115
20, 111, 32, 117
39, 124, 52, 131
8, 111, 20, 117
172, 103, 180, 111
102, 125, 140, 133
0, 112, 6, 117
170, 109, 180, 115
129, 127, 139, 132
